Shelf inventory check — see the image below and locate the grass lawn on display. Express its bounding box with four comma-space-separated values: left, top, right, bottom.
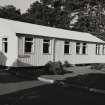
0, 68, 105, 105
0, 70, 33, 83
0, 83, 105, 105
64, 73, 105, 90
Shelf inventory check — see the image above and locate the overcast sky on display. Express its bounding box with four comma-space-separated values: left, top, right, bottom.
0, 0, 39, 13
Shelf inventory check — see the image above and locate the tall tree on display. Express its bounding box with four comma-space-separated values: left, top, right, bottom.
71, 0, 105, 33
0, 5, 21, 20
22, 0, 71, 29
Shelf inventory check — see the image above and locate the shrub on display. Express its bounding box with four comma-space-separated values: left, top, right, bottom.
91, 63, 105, 70
44, 61, 64, 75
63, 61, 73, 67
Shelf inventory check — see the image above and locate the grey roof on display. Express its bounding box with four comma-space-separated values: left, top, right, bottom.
0, 18, 104, 43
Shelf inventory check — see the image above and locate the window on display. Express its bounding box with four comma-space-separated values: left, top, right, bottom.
96, 44, 100, 55
64, 40, 71, 54
2, 38, 8, 53
24, 37, 33, 53
82, 43, 87, 54
76, 42, 81, 54
76, 42, 87, 55
43, 39, 50, 54
102, 45, 105, 55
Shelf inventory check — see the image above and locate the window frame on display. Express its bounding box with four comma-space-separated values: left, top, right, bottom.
102, 44, 105, 55
76, 42, 81, 54
24, 37, 34, 54
96, 44, 100, 55
43, 39, 51, 54
2, 38, 8, 53
82, 43, 87, 55
64, 40, 71, 55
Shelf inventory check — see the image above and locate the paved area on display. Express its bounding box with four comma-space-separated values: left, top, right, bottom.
0, 80, 48, 96
38, 66, 105, 83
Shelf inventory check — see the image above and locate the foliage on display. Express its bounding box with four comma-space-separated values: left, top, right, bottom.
1, 0, 105, 34
44, 61, 64, 75
63, 61, 73, 67
21, 1, 71, 29
72, 0, 105, 33
91, 63, 105, 70
0, 5, 21, 21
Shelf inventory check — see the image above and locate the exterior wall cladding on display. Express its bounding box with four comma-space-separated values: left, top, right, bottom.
17, 34, 105, 67
18, 35, 54, 66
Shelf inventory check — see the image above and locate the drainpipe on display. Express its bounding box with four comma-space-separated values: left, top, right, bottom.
53, 38, 56, 62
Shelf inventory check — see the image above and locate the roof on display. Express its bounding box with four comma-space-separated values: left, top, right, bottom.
0, 18, 104, 43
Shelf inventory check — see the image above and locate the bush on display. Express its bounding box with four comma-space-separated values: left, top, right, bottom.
63, 61, 73, 67
44, 61, 64, 75
91, 63, 105, 70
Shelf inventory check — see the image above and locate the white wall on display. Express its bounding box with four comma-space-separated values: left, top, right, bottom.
73, 43, 105, 64
55, 40, 105, 65
18, 36, 54, 66
15, 33, 105, 67
17, 36, 105, 66
0, 23, 18, 67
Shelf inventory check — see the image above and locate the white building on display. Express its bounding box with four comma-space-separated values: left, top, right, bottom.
0, 18, 105, 67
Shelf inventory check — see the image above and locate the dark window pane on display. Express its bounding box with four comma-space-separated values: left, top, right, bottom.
25, 37, 33, 41
64, 40, 70, 54
76, 43, 80, 54
24, 37, 33, 53
83, 43, 86, 46
76, 42, 80, 45
96, 44, 100, 55
3, 38, 7, 41
65, 41, 69, 44
2, 38, 8, 53
64, 45, 69, 54
4, 42, 7, 53
44, 39, 49, 42
82, 43, 87, 54
43, 43, 49, 53
43, 39, 50, 54
82, 46, 86, 54
25, 42, 32, 53
76, 46, 80, 54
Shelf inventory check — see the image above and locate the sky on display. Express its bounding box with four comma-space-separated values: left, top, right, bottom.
0, 0, 39, 13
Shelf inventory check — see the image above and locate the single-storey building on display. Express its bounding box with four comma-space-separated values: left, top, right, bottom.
0, 18, 105, 67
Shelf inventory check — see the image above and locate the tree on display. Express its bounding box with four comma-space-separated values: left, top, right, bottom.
0, 5, 21, 20
22, 0, 71, 29
72, 0, 105, 33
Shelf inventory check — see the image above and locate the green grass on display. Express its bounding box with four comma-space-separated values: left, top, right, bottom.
0, 70, 32, 83
0, 83, 105, 105
0, 72, 105, 105
65, 73, 105, 90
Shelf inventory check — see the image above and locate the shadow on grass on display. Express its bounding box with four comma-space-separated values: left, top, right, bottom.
0, 71, 33, 83
64, 73, 105, 90
0, 83, 105, 105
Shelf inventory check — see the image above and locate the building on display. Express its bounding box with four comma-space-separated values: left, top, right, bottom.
0, 18, 105, 67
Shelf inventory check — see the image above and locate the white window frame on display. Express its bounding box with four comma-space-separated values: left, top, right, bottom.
102, 45, 105, 55
82, 43, 87, 55
43, 39, 51, 54
2, 38, 8, 53
76, 42, 88, 55
64, 40, 71, 54
24, 37, 34, 54
76, 42, 81, 54
96, 44, 100, 55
